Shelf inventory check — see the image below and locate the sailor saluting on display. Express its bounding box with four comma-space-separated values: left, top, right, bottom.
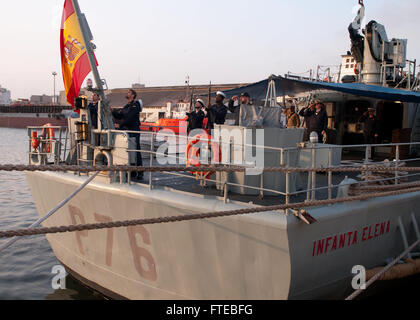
228, 92, 252, 126
112, 89, 144, 179
206, 91, 228, 130
187, 99, 206, 133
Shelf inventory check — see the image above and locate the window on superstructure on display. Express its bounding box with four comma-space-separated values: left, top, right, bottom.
346, 64, 349, 69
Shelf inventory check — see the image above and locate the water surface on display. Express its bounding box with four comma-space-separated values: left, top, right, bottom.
0, 128, 100, 300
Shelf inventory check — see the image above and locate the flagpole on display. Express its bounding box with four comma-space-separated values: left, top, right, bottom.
70, 0, 114, 130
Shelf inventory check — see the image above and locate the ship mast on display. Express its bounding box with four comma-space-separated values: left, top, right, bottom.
70, 0, 114, 130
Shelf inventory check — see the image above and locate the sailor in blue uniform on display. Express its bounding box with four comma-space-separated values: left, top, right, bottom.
112, 89, 143, 179
206, 91, 228, 130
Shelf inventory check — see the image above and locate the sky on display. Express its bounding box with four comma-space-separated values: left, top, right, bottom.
0, 0, 419, 100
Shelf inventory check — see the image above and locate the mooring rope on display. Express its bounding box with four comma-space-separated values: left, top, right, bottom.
350, 181, 420, 192
1, 184, 420, 239
1, 164, 420, 174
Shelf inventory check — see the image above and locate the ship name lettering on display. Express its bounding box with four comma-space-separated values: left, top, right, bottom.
312, 220, 391, 257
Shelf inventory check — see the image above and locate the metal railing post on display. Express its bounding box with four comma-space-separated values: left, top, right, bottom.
28, 128, 32, 164
149, 130, 154, 191
311, 145, 316, 201
306, 147, 312, 202
280, 149, 285, 166
395, 145, 400, 185
57, 127, 62, 164
286, 171, 290, 206
365, 145, 370, 182
328, 148, 333, 201
223, 182, 228, 203
63, 127, 68, 162
107, 131, 111, 148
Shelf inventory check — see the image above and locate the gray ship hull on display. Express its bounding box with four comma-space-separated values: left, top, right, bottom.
26, 171, 420, 299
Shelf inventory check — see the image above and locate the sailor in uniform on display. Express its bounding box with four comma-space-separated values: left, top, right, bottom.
300, 101, 328, 143
88, 93, 99, 129
228, 92, 252, 125
284, 105, 301, 128
187, 99, 206, 133
359, 107, 378, 157
206, 91, 228, 130
112, 89, 144, 179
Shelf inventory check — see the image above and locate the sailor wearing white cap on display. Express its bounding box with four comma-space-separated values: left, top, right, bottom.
206, 91, 228, 130
228, 92, 252, 125
196, 99, 205, 108
187, 99, 206, 132
216, 91, 226, 99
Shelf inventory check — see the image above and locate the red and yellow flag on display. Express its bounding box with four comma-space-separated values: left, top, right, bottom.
60, 0, 96, 106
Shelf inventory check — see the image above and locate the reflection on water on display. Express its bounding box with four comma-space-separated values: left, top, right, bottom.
0, 128, 101, 300
45, 275, 103, 300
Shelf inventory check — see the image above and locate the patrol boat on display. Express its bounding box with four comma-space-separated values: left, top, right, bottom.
24, 0, 420, 299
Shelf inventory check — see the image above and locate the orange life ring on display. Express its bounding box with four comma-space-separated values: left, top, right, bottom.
42, 123, 55, 153
185, 131, 221, 179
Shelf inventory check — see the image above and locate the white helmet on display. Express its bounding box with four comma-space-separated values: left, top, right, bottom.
216, 91, 226, 99
196, 99, 205, 107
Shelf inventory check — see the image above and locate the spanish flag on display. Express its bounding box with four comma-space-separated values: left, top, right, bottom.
60, 0, 96, 106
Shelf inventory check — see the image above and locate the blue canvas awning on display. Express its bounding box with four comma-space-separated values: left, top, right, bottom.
276, 77, 420, 103
219, 76, 420, 104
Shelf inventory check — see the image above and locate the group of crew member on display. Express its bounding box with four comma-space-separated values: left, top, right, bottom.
89, 90, 381, 180
187, 91, 253, 132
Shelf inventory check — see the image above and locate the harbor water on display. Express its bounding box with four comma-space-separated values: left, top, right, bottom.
0, 127, 419, 300
0, 128, 100, 300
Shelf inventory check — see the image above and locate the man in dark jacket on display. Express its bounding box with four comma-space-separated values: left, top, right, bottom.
112, 89, 143, 179
359, 108, 378, 144
300, 102, 328, 143
206, 91, 228, 130
88, 93, 100, 129
187, 99, 206, 133
358, 108, 378, 158
228, 92, 252, 125
299, 101, 315, 141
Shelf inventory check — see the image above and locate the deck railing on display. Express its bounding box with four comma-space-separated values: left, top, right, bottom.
27, 125, 420, 205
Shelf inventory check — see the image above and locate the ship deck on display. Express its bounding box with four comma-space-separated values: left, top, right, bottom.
133, 152, 420, 207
